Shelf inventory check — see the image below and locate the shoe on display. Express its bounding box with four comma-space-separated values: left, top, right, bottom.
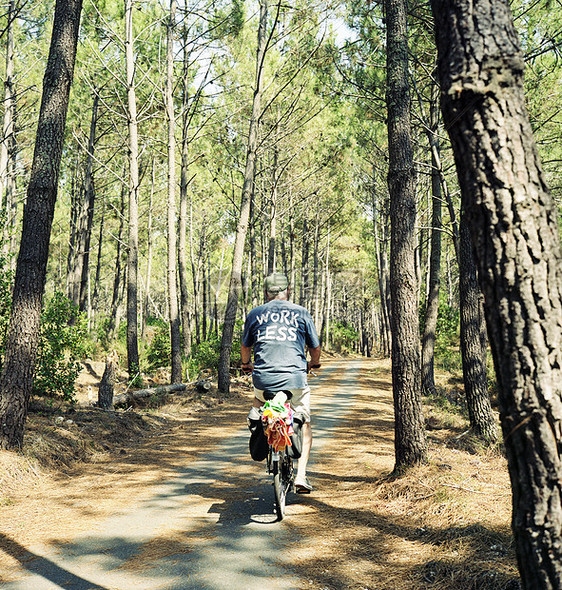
294, 476, 313, 494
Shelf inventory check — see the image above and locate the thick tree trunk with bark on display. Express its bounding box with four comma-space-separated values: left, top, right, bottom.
0, 0, 83, 449
385, 0, 427, 470
113, 383, 187, 408
218, 0, 270, 393
458, 212, 497, 442
165, 0, 182, 384
125, 0, 140, 378
98, 351, 118, 410
431, 1, 562, 587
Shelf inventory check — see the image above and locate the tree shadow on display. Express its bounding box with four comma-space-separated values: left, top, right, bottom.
0, 533, 109, 589
287, 486, 520, 589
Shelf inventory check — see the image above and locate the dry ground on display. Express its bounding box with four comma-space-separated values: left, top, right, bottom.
0, 358, 519, 589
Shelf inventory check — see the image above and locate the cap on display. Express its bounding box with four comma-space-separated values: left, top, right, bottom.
264, 272, 288, 293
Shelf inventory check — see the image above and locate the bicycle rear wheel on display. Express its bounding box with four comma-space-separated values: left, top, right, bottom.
273, 452, 293, 521
273, 469, 285, 520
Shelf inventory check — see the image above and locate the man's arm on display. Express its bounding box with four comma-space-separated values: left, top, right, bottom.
308, 345, 321, 370
240, 344, 253, 368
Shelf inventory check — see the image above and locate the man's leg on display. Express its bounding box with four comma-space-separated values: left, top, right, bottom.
291, 386, 313, 493
295, 421, 312, 481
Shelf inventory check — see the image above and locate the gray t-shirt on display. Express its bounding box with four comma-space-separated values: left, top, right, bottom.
242, 300, 320, 391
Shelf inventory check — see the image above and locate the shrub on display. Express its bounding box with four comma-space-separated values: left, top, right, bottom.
330, 321, 359, 354
186, 319, 242, 380
146, 324, 171, 371
0, 255, 13, 364
33, 293, 90, 403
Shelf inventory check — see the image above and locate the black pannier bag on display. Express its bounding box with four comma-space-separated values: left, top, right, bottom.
287, 413, 304, 459
249, 418, 268, 461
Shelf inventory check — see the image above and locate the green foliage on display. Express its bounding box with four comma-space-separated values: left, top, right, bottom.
146, 324, 171, 371
330, 321, 359, 354
208, 0, 245, 40
0, 244, 14, 365
420, 301, 462, 373
187, 333, 221, 379
33, 293, 89, 403
186, 319, 243, 380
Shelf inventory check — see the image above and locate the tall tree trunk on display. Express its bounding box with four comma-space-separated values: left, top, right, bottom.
320, 229, 330, 346
267, 136, 278, 275
431, 1, 562, 587
108, 178, 126, 339
249, 191, 259, 307
91, 193, 105, 323
421, 88, 442, 396
371, 176, 391, 357
299, 219, 309, 307
0, 0, 15, 212
190, 202, 201, 345
312, 213, 320, 326
385, 0, 427, 470
0, 0, 83, 450
458, 210, 497, 442
178, 38, 192, 359
218, 0, 270, 393
141, 165, 155, 338
289, 193, 296, 298
202, 244, 208, 341
165, 0, 182, 384
78, 92, 99, 312
125, 0, 140, 378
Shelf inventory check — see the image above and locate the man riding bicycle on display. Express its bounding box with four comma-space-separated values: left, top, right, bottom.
241, 272, 321, 493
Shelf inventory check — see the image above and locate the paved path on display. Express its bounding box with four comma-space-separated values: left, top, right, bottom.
3, 360, 362, 590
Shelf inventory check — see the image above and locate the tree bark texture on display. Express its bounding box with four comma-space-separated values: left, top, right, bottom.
113, 383, 187, 408
98, 351, 118, 410
431, 1, 562, 587
459, 211, 497, 443
125, 0, 140, 378
166, 0, 182, 384
0, 0, 83, 449
218, 0, 269, 393
385, 0, 427, 469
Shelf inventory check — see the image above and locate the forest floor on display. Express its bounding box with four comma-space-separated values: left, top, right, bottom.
0, 356, 519, 589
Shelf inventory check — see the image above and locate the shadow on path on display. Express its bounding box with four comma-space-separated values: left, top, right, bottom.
0, 533, 108, 589
2, 360, 363, 590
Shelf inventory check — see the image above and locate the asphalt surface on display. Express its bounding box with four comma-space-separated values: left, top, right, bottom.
3, 359, 362, 590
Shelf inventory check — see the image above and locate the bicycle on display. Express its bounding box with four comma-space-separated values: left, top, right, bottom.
261, 390, 300, 521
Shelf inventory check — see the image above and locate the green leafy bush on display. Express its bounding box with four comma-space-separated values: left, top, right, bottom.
0, 255, 13, 363
186, 320, 242, 380
330, 321, 359, 354
146, 324, 171, 371
33, 293, 90, 403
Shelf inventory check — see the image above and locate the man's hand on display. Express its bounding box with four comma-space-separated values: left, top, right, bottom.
307, 361, 321, 374
307, 345, 321, 375
241, 362, 254, 375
